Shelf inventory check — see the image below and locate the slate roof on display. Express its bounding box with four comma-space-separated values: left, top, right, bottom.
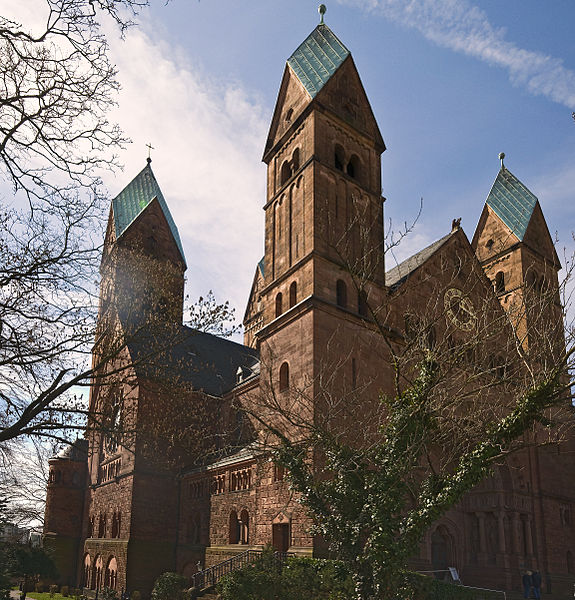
287, 24, 350, 99
112, 163, 186, 264
53, 439, 88, 462
385, 232, 453, 289
486, 167, 538, 241
125, 323, 259, 397
257, 257, 265, 277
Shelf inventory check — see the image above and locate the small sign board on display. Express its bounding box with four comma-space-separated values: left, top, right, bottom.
448, 567, 461, 583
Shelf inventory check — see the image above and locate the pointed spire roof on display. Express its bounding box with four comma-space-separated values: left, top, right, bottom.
485, 166, 538, 241
112, 163, 186, 264
287, 24, 350, 99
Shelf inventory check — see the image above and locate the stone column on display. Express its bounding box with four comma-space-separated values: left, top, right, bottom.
524, 516, 534, 556
497, 511, 506, 553
511, 512, 521, 555
477, 512, 487, 554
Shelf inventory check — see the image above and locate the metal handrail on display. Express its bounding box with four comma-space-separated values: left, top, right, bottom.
455, 584, 506, 600
190, 549, 292, 591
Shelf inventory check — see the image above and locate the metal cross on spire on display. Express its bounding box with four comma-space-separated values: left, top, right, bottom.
146, 143, 155, 164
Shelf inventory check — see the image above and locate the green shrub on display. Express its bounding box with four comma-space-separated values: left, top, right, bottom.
217, 550, 353, 600
151, 573, 188, 600
130, 590, 141, 600
0, 590, 10, 600
61, 586, 69, 597
100, 587, 117, 600
49, 584, 59, 597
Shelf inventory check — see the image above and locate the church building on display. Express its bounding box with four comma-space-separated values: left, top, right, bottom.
43, 18, 575, 600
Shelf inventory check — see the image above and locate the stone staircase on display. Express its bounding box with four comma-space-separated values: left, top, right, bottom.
190, 549, 292, 598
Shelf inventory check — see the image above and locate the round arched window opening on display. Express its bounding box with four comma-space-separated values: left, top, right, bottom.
280, 160, 292, 186
292, 148, 300, 172
289, 281, 297, 308
229, 511, 239, 544
347, 154, 361, 180
279, 362, 290, 392
336, 280, 347, 308
275, 292, 283, 318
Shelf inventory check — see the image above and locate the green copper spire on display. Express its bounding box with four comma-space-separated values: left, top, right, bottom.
112, 163, 186, 264
287, 23, 349, 99
485, 159, 537, 241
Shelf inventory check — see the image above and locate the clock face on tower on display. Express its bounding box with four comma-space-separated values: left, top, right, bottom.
444, 288, 476, 331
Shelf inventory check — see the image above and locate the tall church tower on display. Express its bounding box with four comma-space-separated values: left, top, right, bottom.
83, 161, 189, 596
472, 158, 562, 359
246, 18, 390, 454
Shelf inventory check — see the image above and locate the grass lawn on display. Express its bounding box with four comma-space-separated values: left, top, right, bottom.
27, 593, 78, 600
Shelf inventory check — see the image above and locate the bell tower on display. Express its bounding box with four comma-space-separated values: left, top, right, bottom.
472, 155, 562, 359
258, 20, 386, 332
248, 16, 389, 450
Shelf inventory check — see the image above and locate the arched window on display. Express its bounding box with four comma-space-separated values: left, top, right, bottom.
289, 281, 297, 308
111, 512, 118, 538
280, 160, 292, 186
336, 280, 347, 308
292, 148, 300, 172
94, 555, 104, 591
358, 289, 368, 317
347, 154, 360, 180
239, 509, 250, 544
495, 271, 505, 294
88, 516, 94, 538
279, 362, 289, 391
229, 511, 239, 544
105, 557, 118, 590
98, 513, 107, 538
334, 144, 345, 172
187, 513, 200, 544
275, 292, 283, 317
83, 554, 91, 589
431, 527, 453, 580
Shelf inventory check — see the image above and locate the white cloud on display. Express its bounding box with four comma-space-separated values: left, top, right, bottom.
104, 16, 269, 329
338, 0, 575, 108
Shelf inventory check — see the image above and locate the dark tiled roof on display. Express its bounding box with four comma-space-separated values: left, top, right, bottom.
112, 163, 186, 264
287, 24, 349, 99
385, 232, 453, 289
125, 324, 259, 397
486, 167, 537, 241
53, 439, 88, 462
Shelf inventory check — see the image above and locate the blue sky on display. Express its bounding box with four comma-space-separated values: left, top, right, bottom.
6, 0, 575, 331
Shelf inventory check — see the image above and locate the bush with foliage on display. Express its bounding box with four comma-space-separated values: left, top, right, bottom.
100, 587, 118, 600
151, 573, 188, 600
218, 552, 504, 600
61, 586, 69, 597
50, 584, 59, 597
218, 549, 354, 600
130, 591, 141, 600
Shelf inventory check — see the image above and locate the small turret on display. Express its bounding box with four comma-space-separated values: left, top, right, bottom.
43, 439, 88, 587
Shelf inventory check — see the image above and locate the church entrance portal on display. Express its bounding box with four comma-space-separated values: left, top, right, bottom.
272, 523, 290, 552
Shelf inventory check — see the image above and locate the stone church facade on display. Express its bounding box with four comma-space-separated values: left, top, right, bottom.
43, 22, 575, 599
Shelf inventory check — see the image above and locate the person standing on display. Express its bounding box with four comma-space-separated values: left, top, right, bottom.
522, 570, 533, 599
532, 570, 542, 599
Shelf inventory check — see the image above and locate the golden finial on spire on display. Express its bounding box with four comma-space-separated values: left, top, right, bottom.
319, 4, 326, 24
499, 152, 505, 169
